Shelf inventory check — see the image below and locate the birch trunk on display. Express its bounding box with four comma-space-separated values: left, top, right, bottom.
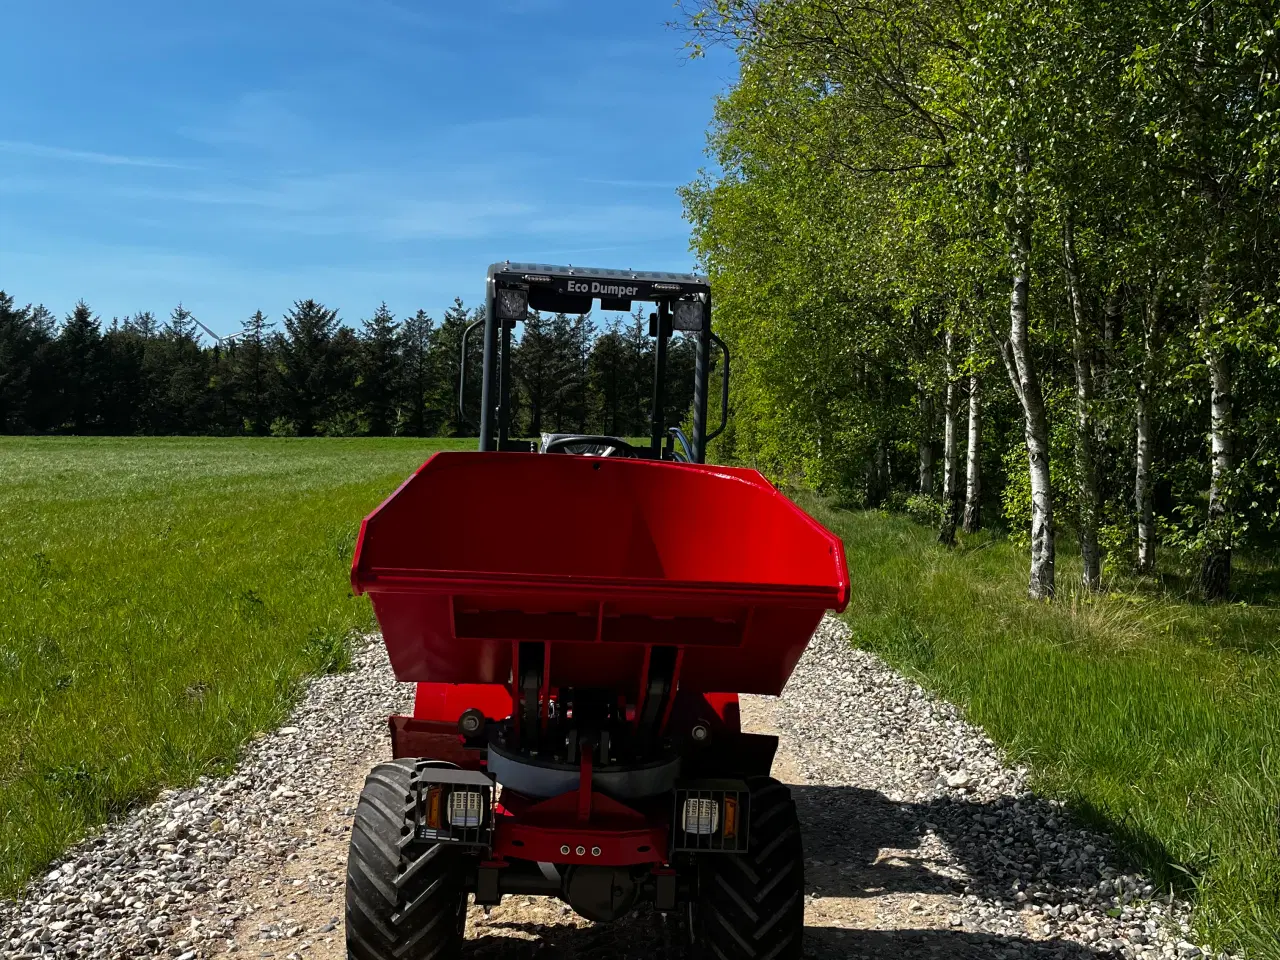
917, 385, 935, 497
867, 436, 889, 507
866, 366, 892, 506
938, 328, 962, 545
1202, 329, 1233, 598
874, 437, 889, 505
963, 364, 982, 533
1063, 216, 1102, 591
1195, 3, 1232, 599
1097, 287, 1123, 403
1001, 207, 1055, 600
1135, 291, 1161, 574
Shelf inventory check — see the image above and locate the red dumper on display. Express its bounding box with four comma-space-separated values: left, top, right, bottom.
343, 264, 848, 960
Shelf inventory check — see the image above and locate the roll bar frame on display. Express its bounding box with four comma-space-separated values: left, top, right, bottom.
466, 263, 727, 463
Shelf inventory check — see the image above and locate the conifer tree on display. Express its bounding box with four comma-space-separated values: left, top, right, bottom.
55, 301, 103, 433
357, 303, 400, 436
397, 309, 436, 436
278, 299, 340, 436
0, 292, 41, 432
231, 310, 275, 434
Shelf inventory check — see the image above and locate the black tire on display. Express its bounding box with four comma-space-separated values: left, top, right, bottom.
345, 760, 467, 960
694, 776, 805, 960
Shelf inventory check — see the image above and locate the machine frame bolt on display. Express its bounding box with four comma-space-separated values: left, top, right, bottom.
591, 846, 602, 857
575, 845, 586, 856
560, 845, 571, 855
458, 708, 485, 736
691, 722, 710, 742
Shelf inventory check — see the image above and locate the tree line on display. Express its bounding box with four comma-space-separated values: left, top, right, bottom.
0, 292, 697, 441
680, 0, 1280, 601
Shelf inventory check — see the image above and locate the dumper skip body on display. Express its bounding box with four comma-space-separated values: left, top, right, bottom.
352, 451, 849, 701
342, 262, 848, 960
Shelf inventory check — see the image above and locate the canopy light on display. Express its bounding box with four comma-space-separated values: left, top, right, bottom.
672, 300, 705, 332
496, 288, 529, 321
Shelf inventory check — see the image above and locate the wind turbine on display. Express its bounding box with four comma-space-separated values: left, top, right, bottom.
192, 316, 248, 349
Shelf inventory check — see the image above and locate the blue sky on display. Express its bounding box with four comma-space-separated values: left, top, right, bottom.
0, 1, 736, 337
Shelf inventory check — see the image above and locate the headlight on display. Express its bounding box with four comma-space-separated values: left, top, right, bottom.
682, 798, 720, 835
447, 789, 485, 828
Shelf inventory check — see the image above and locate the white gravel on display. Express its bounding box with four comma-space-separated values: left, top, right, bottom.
0, 639, 413, 959
775, 619, 1226, 960
0, 619, 1228, 959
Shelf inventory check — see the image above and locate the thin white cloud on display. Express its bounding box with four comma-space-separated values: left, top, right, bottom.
491, 0, 564, 12
0, 240, 466, 331
380, 199, 540, 241
0, 139, 189, 169
525, 238, 698, 263
100, 173, 531, 240
99, 169, 681, 245
276, 0, 438, 31
180, 91, 311, 152
524, 204, 684, 239
580, 178, 680, 189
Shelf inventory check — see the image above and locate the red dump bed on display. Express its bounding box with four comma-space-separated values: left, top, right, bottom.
351, 452, 848, 697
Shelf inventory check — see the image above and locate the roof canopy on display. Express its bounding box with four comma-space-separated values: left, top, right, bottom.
489, 261, 709, 314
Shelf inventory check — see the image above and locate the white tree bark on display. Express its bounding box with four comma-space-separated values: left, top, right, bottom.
917, 383, 935, 497
862, 361, 890, 506
1000, 204, 1055, 600
1195, 6, 1232, 600
939, 328, 962, 545
1063, 215, 1102, 591
963, 363, 982, 533
1202, 304, 1233, 598
872, 436, 890, 505
1135, 290, 1161, 574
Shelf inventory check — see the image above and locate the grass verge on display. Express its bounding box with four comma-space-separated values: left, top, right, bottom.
798, 494, 1280, 959
0, 436, 470, 897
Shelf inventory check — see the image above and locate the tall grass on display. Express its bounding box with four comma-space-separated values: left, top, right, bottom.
800, 495, 1280, 958
0, 436, 469, 896
5, 441, 1277, 956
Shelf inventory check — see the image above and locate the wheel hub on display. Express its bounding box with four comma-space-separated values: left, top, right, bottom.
563, 866, 639, 922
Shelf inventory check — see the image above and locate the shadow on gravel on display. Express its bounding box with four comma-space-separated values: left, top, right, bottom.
467, 913, 673, 959
804, 926, 1103, 958
796, 784, 957, 899
460, 784, 1119, 959
794, 784, 1121, 906
466, 921, 1102, 959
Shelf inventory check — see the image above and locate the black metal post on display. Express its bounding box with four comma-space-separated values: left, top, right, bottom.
690, 295, 711, 463
498, 317, 513, 446
479, 279, 498, 451
458, 317, 484, 428
706, 331, 730, 445
650, 302, 670, 457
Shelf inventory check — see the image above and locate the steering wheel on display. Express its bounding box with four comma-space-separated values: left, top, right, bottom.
542, 435, 641, 458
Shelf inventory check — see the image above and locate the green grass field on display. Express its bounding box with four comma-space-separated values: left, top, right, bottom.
3, 440, 1277, 957
796, 495, 1280, 958
0, 436, 470, 896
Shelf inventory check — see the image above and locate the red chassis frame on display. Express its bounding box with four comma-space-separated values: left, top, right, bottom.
388, 669, 744, 868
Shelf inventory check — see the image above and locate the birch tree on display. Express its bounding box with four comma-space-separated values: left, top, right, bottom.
681, 0, 1280, 603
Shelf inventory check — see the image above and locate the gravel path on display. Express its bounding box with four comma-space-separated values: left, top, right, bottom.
1, 620, 1220, 960
758, 620, 1219, 960
0, 639, 411, 960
